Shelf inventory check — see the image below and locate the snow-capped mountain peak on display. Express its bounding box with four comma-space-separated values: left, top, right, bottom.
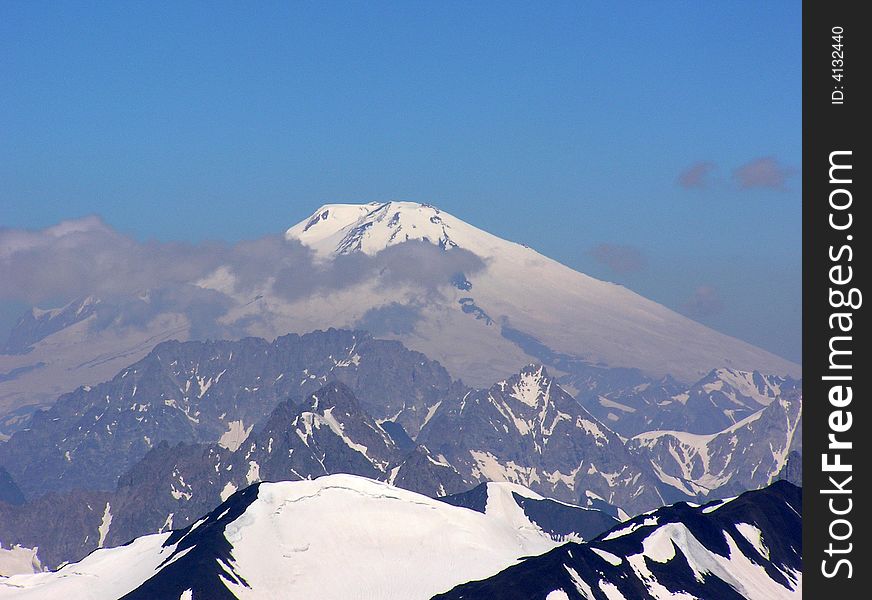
4, 296, 102, 355
285, 201, 524, 259
506, 364, 552, 408
419, 366, 665, 514
280, 201, 799, 385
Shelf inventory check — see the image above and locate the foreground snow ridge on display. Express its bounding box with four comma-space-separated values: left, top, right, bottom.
0, 475, 561, 600
433, 480, 802, 600
0, 477, 802, 600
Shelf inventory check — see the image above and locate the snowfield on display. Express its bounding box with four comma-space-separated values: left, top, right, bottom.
0, 475, 561, 600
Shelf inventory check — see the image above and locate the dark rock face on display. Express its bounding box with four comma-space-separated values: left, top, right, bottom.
102, 382, 471, 556
433, 481, 802, 600
247, 382, 398, 482
437, 482, 620, 542
0, 329, 465, 499
0, 488, 110, 569
120, 484, 263, 600
0, 466, 24, 506
438, 482, 490, 514
511, 493, 619, 542
778, 450, 803, 487
390, 445, 470, 497
419, 365, 665, 515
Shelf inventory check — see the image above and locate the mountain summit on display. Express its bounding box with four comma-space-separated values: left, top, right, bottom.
286, 201, 475, 257
285, 201, 543, 262
283, 201, 799, 383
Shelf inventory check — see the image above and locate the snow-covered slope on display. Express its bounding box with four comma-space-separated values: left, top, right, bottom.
0, 478, 802, 600
0, 475, 564, 600
279, 201, 798, 384
434, 480, 802, 600
630, 390, 802, 499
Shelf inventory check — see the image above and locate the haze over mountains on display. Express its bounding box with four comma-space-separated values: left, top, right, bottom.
0, 202, 798, 423
0, 202, 802, 598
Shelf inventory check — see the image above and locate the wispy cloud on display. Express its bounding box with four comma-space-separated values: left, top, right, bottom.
677, 157, 795, 192
677, 161, 716, 189
732, 157, 794, 190
355, 302, 423, 336
0, 217, 486, 340
0, 216, 227, 304
589, 243, 647, 274
683, 285, 723, 317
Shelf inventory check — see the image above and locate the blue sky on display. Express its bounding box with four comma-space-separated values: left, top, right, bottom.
0, 1, 801, 362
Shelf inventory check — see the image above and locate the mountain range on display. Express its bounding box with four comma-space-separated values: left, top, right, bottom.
0, 336, 800, 572
0, 201, 802, 596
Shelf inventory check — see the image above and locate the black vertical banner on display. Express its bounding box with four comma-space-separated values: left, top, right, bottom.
803, 1, 868, 596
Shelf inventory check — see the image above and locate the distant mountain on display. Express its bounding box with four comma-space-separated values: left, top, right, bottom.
629, 390, 802, 499
99, 382, 468, 550
0, 370, 638, 571
0, 475, 569, 600
566, 371, 685, 437
419, 365, 666, 514
0, 329, 463, 499
0, 374, 627, 572
0, 201, 799, 420
641, 369, 800, 435
575, 368, 799, 437
0, 324, 802, 573
434, 480, 802, 600
2, 297, 101, 355
281, 202, 799, 384
0, 296, 189, 418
